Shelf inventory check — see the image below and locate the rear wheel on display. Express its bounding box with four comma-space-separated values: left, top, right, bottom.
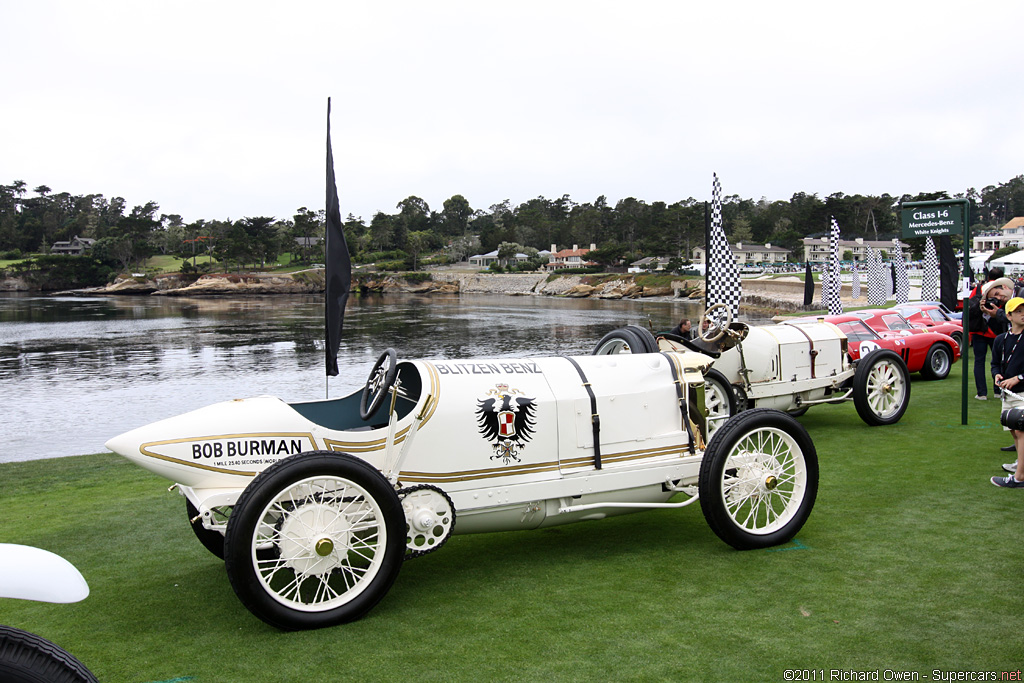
224, 452, 405, 630
698, 409, 818, 550
920, 343, 952, 381
591, 326, 658, 355
853, 349, 910, 425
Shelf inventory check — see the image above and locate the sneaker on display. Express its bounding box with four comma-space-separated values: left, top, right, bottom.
991, 474, 1024, 488
975, 395, 988, 400
1001, 445, 1016, 451
1003, 463, 1018, 473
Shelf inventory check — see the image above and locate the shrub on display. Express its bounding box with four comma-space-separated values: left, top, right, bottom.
377, 259, 410, 271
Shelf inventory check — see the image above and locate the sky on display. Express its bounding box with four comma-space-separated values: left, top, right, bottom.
2, 0, 1022, 226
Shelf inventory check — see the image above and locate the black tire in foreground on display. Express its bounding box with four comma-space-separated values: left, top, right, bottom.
224, 452, 406, 630
852, 349, 911, 425
698, 409, 818, 550
0, 625, 98, 683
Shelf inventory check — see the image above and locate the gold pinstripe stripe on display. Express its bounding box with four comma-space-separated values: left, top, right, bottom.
138, 432, 319, 477
400, 442, 690, 483
324, 361, 442, 453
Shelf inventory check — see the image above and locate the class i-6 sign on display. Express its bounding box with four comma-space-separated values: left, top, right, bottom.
900, 203, 962, 238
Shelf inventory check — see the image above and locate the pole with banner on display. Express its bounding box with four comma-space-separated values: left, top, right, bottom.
900, 199, 970, 424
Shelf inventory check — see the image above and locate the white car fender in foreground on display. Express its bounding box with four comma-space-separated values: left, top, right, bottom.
0, 543, 89, 604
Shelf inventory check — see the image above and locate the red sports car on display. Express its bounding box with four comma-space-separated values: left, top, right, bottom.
785, 314, 960, 380
892, 304, 964, 347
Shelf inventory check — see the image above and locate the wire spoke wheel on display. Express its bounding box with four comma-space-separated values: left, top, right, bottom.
719, 427, 805, 535
225, 452, 404, 630
253, 477, 386, 611
699, 409, 818, 550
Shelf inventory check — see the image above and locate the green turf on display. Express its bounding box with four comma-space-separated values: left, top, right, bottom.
0, 360, 1019, 682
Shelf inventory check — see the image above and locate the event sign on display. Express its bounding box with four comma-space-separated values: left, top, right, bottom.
900, 203, 962, 238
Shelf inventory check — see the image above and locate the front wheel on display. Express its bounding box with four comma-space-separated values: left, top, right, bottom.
224, 452, 405, 630
698, 409, 818, 550
920, 343, 952, 381
0, 625, 98, 683
853, 349, 911, 425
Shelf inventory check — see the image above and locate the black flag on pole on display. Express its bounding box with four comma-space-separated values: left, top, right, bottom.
803, 261, 813, 307
938, 236, 958, 311
325, 98, 351, 377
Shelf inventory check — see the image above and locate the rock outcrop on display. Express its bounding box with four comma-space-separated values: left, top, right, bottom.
53, 268, 810, 313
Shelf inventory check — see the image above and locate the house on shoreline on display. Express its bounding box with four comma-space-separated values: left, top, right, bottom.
50, 235, 95, 255
545, 243, 596, 271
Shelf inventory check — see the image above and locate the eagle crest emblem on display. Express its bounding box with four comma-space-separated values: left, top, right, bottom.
476, 384, 537, 464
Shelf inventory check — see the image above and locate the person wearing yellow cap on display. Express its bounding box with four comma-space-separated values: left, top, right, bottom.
991, 296, 1024, 487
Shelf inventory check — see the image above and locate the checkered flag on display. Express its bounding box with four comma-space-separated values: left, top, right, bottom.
851, 263, 861, 300
892, 238, 909, 304
823, 217, 843, 314
705, 173, 742, 318
867, 246, 887, 306
921, 237, 938, 302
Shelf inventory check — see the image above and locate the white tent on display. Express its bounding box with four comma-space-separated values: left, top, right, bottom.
959, 250, 993, 273
987, 250, 1024, 275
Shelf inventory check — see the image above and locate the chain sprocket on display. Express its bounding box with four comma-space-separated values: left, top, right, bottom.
397, 484, 456, 559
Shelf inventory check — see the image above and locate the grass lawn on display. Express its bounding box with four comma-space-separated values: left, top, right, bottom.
0, 360, 1019, 682
140, 253, 309, 275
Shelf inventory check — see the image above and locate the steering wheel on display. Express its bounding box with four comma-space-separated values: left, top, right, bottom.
699, 303, 734, 343
360, 348, 398, 420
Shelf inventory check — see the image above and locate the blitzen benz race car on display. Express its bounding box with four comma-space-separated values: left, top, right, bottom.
105, 333, 820, 631
592, 304, 913, 429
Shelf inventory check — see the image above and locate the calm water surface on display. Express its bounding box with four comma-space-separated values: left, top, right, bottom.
0, 292, 772, 462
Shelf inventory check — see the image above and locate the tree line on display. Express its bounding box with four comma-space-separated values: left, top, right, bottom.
2, 175, 1022, 275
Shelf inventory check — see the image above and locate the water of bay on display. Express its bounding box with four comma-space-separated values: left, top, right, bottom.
0, 292, 774, 463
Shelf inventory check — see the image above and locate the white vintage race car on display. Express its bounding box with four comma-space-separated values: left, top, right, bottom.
592, 303, 912, 430
106, 343, 819, 631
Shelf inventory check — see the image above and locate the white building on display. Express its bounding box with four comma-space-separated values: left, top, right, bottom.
801, 237, 905, 264
973, 217, 1024, 252
545, 244, 596, 270
692, 242, 790, 266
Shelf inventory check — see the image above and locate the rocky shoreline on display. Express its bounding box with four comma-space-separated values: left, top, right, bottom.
12, 268, 821, 313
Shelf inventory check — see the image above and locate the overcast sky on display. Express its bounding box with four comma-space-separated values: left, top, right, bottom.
3, 1, 1022, 226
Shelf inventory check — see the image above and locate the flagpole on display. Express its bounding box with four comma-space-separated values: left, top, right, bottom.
324, 96, 353, 397
325, 98, 331, 400
325, 97, 332, 400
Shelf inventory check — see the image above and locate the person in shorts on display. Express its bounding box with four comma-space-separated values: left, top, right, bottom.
990, 296, 1024, 487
